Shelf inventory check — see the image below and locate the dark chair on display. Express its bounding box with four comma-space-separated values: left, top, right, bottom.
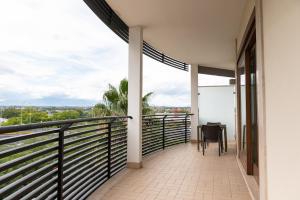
206, 122, 223, 151
207, 122, 221, 126
201, 125, 223, 156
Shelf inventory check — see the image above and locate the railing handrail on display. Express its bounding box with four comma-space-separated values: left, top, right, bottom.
0, 116, 132, 134
142, 113, 192, 156
142, 113, 193, 117
0, 112, 190, 199
0, 115, 129, 200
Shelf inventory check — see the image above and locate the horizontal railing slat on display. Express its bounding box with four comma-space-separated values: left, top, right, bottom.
142, 114, 192, 156
0, 114, 191, 199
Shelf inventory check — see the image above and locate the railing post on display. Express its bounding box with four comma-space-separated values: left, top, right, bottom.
57, 123, 72, 200
184, 114, 188, 143
107, 120, 112, 179
162, 115, 167, 149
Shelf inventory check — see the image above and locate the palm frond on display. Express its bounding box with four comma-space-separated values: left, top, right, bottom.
98, 79, 154, 116
119, 79, 128, 96
103, 84, 119, 108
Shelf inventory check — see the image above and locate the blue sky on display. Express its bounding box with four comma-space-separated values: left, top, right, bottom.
0, 0, 230, 107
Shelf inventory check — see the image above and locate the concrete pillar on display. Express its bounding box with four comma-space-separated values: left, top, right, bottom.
127, 26, 143, 168
190, 64, 199, 142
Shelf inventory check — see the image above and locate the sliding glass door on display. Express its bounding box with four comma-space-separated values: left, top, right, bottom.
249, 43, 259, 182
238, 53, 247, 170
237, 21, 259, 183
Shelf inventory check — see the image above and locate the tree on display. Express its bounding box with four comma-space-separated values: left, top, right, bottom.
52, 110, 81, 120
1, 117, 21, 126
2, 107, 50, 125
94, 78, 153, 116
1, 108, 83, 126
93, 103, 112, 117
1, 107, 21, 119
142, 92, 153, 115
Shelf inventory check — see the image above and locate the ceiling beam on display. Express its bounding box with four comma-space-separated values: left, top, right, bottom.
198, 65, 235, 77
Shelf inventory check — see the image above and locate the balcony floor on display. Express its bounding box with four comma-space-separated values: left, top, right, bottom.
88, 143, 251, 200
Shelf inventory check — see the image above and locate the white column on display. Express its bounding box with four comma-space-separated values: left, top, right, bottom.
190, 64, 199, 142
127, 26, 143, 168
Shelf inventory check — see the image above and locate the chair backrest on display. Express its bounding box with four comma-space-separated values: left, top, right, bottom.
202, 125, 222, 141
207, 122, 221, 126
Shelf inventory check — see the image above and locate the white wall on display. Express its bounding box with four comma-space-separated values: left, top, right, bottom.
198, 86, 235, 140
262, 1, 300, 199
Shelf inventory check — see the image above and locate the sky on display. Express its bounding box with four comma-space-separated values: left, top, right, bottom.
0, 0, 230, 107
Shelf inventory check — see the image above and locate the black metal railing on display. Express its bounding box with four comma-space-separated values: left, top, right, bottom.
0, 116, 131, 200
142, 114, 192, 156
84, 0, 188, 71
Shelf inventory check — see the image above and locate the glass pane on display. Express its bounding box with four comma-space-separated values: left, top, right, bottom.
250, 45, 258, 167
239, 55, 247, 153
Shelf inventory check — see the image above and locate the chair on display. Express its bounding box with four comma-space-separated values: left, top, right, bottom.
207, 122, 221, 126
206, 122, 223, 151
201, 125, 223, 156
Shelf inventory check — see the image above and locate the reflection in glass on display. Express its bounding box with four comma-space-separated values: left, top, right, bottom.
239, 54, 246, 152
250, 45, 258, 168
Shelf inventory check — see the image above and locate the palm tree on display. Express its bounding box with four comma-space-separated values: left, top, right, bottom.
93, 79, 153, 116
93, 103, 112, 117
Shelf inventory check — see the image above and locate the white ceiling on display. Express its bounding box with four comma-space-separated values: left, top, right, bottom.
107, 0, 246, 70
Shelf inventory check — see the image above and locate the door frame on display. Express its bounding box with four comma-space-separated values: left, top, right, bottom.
237, 16, 257, 176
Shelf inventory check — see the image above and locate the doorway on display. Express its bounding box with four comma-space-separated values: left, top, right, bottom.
237, 20, 259, 183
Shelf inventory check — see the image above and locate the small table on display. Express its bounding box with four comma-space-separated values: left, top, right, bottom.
197, 124, 228, 152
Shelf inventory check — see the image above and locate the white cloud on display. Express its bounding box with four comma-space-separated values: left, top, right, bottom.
143, 56, 190, 106
0, 0, 229, 107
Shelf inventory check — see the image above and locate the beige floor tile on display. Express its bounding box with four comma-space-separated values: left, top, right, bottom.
88, 143, 251, 200
232, 194, 252, 200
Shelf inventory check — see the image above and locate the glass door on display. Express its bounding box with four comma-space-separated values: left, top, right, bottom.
249, 44, 259, 183
237, 22, 259, 183
238, 53, 247, 170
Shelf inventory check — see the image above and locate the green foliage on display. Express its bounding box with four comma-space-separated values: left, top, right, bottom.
52, 110, 81, 120
95, 78, 153, 116
142, 92, 154, 115
1, 107, 21, 118
73, 108, 86, 117
1, 108, 82, 126
23, 108, 49, 123
93, 103, 112, 117
1, 117, 21, 126
2, 107, 50, 126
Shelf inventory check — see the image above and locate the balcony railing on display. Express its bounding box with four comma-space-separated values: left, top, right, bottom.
0, 113, 192, 200
0, 116, 130, 200
142, 114, 192, 156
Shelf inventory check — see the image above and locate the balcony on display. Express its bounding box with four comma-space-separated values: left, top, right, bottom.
1, 0, 299, 199
88, 143, 251, 200
0, 113, 251, 200
5, 114, 257, 200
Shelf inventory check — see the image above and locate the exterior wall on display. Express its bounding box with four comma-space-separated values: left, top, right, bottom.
262, 1, 300, 199
198, 86, 236, 141
255, 0, 267, 199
